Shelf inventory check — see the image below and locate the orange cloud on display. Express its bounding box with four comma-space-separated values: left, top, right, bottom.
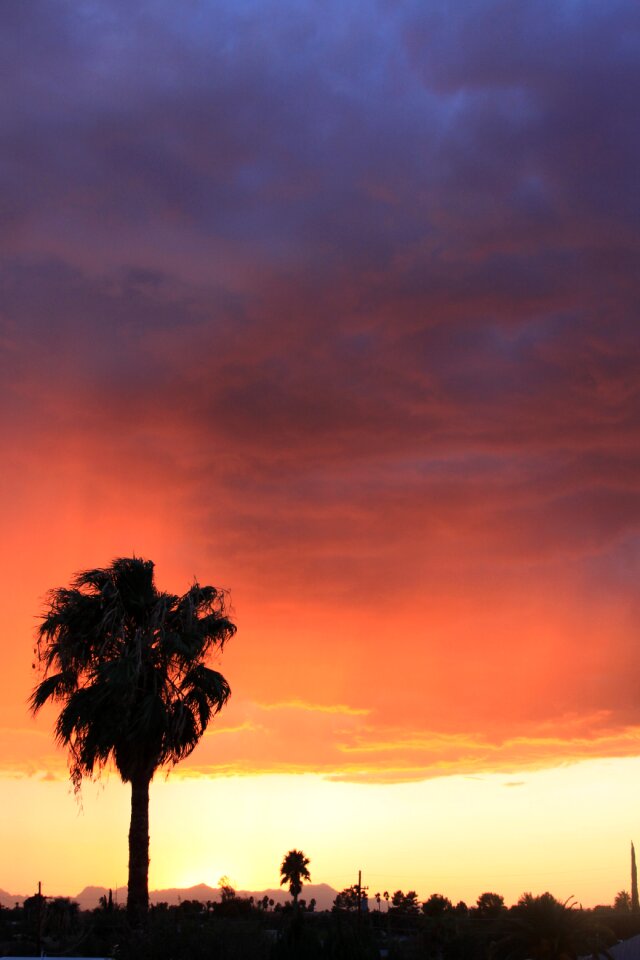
129, 702, 640, 785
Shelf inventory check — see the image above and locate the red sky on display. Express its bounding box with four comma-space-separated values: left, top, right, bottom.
1, 0, 639, 903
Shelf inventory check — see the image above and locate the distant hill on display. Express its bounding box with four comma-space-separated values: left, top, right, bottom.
0, 889, 24, 908
0, 882, 339, 912
146, 882, 338, 912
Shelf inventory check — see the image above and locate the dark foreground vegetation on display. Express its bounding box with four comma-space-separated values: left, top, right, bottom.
2, 888, 639, 959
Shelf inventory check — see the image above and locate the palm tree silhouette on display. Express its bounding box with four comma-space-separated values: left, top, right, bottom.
614, 890, 632, 913
280, 849, 311, 911
30, 556, 235, 926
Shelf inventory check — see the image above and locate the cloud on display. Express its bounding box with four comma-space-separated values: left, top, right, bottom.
3, 0, 640, 785
17, 696, 640, 787
257, 700, 369, 716
0, 728, 67, 780
172, 701, 640, 784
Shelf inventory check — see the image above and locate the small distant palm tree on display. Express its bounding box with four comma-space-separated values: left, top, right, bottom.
614, 890, 632, 913
30, 556, 236, 926
280, 849, 311, 911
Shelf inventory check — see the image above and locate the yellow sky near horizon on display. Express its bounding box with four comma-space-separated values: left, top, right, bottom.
2, 757, 638, 909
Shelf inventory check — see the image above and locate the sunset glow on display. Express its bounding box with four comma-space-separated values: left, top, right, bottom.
1, 0, 639, 910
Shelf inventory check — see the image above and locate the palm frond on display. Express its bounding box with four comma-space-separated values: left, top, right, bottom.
180, 665, 231, 727
72, 567, 111, 591
29, 672, 73, 713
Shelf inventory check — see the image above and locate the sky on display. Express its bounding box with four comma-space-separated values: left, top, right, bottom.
1, 0, 639, 907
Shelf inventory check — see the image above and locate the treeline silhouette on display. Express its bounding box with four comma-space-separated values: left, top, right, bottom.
3, 883, 639, 959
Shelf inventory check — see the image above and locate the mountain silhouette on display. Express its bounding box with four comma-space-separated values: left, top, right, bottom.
0, 882, 339, 912
0, 888, 23, 907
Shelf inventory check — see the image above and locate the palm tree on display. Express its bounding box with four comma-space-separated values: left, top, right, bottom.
614, 890, 632, 913
280, 849, 311, 911
30, 556, 236, 926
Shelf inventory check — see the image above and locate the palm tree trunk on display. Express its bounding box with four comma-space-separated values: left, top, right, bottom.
127, 774, 150, 925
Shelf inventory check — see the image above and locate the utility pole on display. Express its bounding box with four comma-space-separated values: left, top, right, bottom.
36, 881, 42, 958
357, 870, 362, 927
